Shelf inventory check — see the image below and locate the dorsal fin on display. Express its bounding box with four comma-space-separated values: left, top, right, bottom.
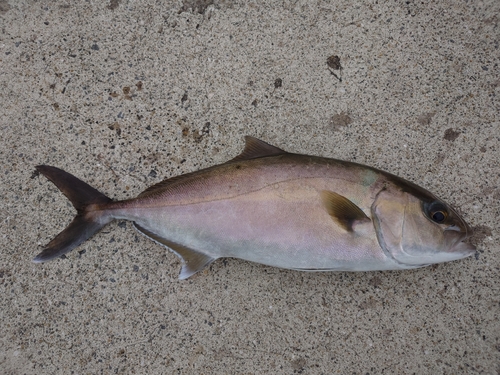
137, 136, 287, 199
320, 190, 370, 232
229, 136, 287, 162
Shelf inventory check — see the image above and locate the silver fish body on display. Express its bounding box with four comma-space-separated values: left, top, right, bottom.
34, 137, 475, 279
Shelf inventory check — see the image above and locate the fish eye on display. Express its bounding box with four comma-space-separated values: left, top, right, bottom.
431, 211, 446, 223
424, 201, 449, 223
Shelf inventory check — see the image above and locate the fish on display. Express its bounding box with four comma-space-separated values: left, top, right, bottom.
33, 136, 476, 279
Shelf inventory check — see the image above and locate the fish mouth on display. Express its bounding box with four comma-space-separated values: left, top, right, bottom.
449, 240, 476, 257
444, 217, 476, 256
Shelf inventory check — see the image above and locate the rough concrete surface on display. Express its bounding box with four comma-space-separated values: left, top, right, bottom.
1, 1, 498, 374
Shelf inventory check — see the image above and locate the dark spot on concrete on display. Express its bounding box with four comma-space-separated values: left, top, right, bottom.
444, 128, 460, 141
472, 225, 493, 238
31, 169, 40, 179
327, 55, 342, 70
359, 296, 377, 309
469, 225, 493, 249
180, 0, 214, 14
369, 276, 382, 288
417, 112, 436, 126
327, 55, 342, 81
193, 132, 203, 142
107, 0, 121, 10
181, 92, 188, 104
481, 187, 497, 197
434, 153, 446, 164
193, 123, 210, 143
91, 44, 99, 51
274, 78, 282, 88
494, 190, 500, 201
52, 103, 60, 111
149, 170, 157, 178
330, 112, 352, 130
0, 0, 12, 14
404, 0, 421, 16
480, 146, 487, 152
0, 269, 11, 279
291, 357, 307, 372
483, 14, 499, 25
182, 127, 189, 137
251, 99, 258, 107
136, 81, 143, 91
122, 86, 133, 100
108, 122, 121, 136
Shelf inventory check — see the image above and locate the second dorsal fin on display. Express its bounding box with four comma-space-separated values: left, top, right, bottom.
229, 136, 287, 162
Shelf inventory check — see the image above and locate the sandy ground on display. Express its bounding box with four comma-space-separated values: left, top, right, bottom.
1, 1, 499, 374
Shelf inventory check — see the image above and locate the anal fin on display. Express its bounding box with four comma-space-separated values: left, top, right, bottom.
320, 190, 370, 232
134, 223, 216, 280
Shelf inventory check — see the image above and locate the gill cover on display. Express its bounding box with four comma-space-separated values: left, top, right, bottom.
371, 186, 472, 267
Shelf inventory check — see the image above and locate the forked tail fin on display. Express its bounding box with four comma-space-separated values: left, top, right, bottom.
33, 165, 113, 263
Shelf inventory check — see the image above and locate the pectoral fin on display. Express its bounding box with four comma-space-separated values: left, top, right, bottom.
320, 190, 370, 232
134, 223, 216, 280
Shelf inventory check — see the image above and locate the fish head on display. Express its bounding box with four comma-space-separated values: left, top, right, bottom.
372, 181, 475, 267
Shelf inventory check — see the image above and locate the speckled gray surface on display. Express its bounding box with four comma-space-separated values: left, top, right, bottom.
1, 1, 499, 374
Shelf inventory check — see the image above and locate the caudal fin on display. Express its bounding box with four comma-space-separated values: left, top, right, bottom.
33, 165, 113, 263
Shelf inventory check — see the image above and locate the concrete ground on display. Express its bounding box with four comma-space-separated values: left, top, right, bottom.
1, 1, 498, 374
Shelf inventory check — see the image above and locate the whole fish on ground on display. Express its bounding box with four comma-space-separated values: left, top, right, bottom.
34, 136, 475, 279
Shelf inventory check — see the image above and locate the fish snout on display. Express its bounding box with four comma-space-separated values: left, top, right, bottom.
449, 240, 476, 257
444, 223, 476, 257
